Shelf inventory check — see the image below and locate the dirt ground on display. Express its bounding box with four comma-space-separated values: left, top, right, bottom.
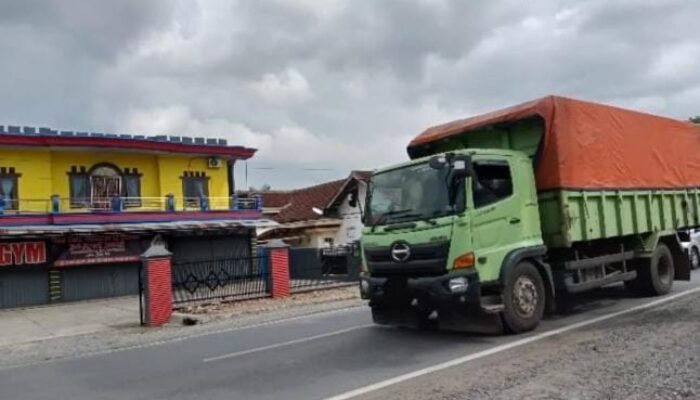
176, 285, 359, 322
361, 292, 700, 400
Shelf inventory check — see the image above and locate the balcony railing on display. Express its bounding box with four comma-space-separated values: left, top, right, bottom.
0, 194, 263, 216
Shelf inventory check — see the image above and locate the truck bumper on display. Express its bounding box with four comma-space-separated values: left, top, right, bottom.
359, 271, 498, 330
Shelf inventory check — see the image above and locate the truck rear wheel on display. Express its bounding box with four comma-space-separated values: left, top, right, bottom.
502, 261, 545, 334
626, 243, 674, 296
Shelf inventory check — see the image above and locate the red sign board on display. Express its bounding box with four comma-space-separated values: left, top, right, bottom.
54, 234, 141, 267
0, 241, 47, 266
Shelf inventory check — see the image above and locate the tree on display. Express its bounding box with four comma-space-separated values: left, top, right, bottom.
690, 116, 700, 124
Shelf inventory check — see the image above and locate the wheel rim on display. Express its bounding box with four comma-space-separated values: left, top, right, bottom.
692, 249, 699, 269
657, 254, 672, 285
512, 275, 539, 319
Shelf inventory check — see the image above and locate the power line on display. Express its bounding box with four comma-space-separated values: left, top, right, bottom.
250, 167, 338, 171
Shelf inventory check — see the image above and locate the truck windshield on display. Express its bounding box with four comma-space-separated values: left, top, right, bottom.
367, 162, 464, 226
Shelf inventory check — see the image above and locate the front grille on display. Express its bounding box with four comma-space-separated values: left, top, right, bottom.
364, 241, 450, 262
364, 240, 450, 276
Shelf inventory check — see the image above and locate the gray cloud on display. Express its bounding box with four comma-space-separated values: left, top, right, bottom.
1, 0, 699, 189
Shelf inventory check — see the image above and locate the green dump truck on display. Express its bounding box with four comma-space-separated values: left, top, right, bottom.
359, 96, 700, 333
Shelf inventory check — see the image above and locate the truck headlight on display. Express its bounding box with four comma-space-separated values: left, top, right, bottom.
448, 277, 469, 294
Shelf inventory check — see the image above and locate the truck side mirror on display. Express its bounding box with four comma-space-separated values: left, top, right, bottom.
451, 155, 474, 178
429, 155, 448, 170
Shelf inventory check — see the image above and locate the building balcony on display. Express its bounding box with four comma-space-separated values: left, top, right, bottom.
0, 195, 264, 228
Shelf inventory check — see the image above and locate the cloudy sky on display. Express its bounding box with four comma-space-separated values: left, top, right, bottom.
1, 0, 699, 189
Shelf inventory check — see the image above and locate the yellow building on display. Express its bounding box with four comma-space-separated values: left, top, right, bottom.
0, 126, 257, 214
0, 125, 269, 309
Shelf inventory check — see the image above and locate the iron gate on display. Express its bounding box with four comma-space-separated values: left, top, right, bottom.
289, 245, 360, 293
171, 255, 270, 306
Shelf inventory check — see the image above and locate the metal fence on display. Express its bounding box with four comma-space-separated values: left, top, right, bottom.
289, 245, 360, 293
170, 245, 360, 307
171, 255, 270, 306
0, 194, 262, 215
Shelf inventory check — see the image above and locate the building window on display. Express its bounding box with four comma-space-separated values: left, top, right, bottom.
182, 171, 209, 207
0, 167, 20, 211
68, 166, 89, 208
122, 168, 142, 207
68, 164, 142, 209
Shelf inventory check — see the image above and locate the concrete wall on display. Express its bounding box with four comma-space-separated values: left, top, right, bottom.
333, 181, 366, 245
305, 228, 341, 248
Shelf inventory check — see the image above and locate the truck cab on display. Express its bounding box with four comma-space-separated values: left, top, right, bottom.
360, 148, 551, 333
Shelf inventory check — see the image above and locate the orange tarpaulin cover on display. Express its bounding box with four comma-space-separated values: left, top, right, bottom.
407, 96, 700, 191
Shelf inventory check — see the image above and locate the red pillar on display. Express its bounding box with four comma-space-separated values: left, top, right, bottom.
141, 235, 173, 327
270, 246, 290, 298
143, 256, 173, 326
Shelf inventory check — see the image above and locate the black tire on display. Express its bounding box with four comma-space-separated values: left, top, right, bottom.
502, 261, 546, 334
691, 247, 700, 270
416, 316, 439, 331
626, 243, 674, 296
371, 305, 390, 325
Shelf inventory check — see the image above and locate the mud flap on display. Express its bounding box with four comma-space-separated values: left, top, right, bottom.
674, 247, 691, 281
666, 233, 691, 281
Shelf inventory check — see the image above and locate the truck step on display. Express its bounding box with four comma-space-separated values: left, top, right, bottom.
565, 270, 637, 293
564, 251, 635, 271
480, 304, 505, 314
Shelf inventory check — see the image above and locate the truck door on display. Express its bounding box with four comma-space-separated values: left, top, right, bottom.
469, 158, 523, 283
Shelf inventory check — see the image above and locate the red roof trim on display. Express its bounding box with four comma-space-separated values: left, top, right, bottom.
0, 210, 262, 227
0, 134, 257, 159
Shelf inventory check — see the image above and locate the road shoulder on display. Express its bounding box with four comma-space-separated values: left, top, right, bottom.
356, 292, 700, 400
0, 287, 364, 370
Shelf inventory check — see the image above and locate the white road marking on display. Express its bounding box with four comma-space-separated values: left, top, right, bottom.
0, 305, 366, 372
323, 285, 700, 400
203, 324, 374, 363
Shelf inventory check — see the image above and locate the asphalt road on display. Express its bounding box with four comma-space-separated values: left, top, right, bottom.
2, 276, 700, 400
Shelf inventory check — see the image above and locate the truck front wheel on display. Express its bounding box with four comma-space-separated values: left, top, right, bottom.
371, 305, 392, 325
502, 261, 545, 334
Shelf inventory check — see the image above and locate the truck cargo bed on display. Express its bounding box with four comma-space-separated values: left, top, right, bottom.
539, 188, 700, 248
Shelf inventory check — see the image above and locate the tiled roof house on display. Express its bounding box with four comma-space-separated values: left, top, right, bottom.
240, 171, 370, 247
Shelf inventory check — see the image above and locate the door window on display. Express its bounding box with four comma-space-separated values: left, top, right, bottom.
472, 160, 513, 208
90, 165, 122, 210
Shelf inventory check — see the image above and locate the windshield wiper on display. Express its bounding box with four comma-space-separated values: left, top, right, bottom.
370, 208, 413, 231
384, 211, 440, 227
399, 212, 439, 226
421, 215, 438, 226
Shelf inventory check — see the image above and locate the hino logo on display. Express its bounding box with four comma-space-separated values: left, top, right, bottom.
390, 241, 411, 263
